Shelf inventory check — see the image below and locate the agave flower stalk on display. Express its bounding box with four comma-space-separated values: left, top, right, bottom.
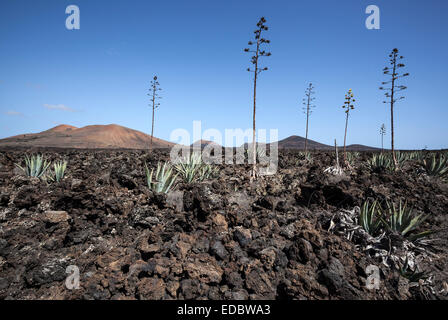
380, 124, 386, 153
324, 139, 344, 175
302, 83, 316, 153
379, 48, 409, 169
148, 76, 162, 152
244, 17, 271, 180
342, 89, 355, 165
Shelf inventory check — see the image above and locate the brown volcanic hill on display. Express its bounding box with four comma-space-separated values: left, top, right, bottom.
190, 140, 222, 149
276, 135, 331, 150
272, 135, 378, 151
44, 124, 77, 133
0, 124, 175, 149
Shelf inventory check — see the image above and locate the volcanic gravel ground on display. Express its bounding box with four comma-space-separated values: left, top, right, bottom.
0, 149, 447, 300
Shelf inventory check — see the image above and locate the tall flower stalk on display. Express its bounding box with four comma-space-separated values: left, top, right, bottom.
302, 83, 315, 153
379, 48, 409, 169
244, 17, 271, 180
380, 123, 386, 153
342, 89, 355, 165
148, 76, 162, 151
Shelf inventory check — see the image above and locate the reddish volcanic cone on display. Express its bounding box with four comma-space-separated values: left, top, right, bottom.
0, 124, 175, 149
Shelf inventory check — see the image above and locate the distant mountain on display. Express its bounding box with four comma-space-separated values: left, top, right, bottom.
190, 140, 221, 149
342, 144, 379, 151
0, 126, 379, 151
0, 124, 174, 149
272, 135, 378, 151
275, 135, 330, 150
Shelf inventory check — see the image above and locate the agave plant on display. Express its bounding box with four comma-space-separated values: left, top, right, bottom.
367, 153, 393, 172
408, 151, 424, 161
359, 200, 382, 236
346, 152, 360, 166
381, 200, 432, 241
145, 162, 177, 193
298, 151, 312, 161
423, 154, 448, 178
394, 151, 409, 167
174, 152, 219, 183
197, 163, 219, 181
47, 160, 67, 182
174, 152, 204, 183
15, 154, 51, 178
399, 258, 428, 283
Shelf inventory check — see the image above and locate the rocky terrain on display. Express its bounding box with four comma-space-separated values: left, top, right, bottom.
0, 148, 447, 300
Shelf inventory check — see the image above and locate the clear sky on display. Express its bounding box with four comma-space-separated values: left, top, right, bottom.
0, 0, 447, 149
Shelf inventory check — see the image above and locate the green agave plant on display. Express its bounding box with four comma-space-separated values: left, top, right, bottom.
174, 152, 219, 183
407, 151, 425, 161
395, 151, 409, 166
359, 200, 382, 237
47, 160, 67, 182
367, 153, 393, 171
346, 152, 360, 166
145, 162, 177, 194
358, 199, 432, 241
197, 163, 219, 181
174, 152, 204, 183
423, 154, 448, 178
298, 151, 312, 161
15, 154, 51, 178
381, 200, 432, 241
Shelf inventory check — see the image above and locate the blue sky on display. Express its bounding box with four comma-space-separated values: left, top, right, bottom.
0, 0, 447, 149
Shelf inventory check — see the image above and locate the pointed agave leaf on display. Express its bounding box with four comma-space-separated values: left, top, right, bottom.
15, 154, 51, 178
359, 200, 382, 236
381, 200, 432, 240
146, 162, 177, 194
48, 160, 68, 182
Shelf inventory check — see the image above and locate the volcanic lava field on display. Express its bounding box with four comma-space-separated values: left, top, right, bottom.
0, 148, 447, 300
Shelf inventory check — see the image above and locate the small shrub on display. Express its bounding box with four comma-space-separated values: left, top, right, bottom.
145, 162, 177, 193
15, 154, 51, 178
